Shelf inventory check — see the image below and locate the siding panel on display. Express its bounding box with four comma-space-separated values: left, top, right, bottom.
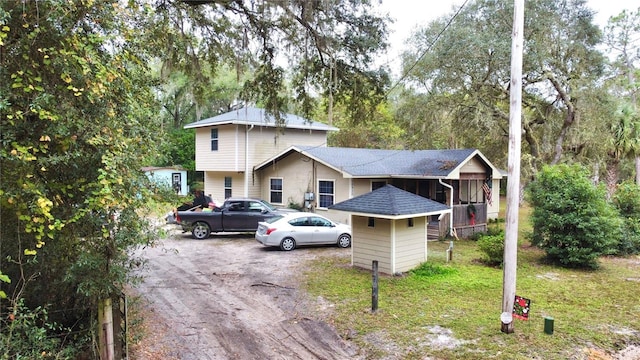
352, 216, 393, 274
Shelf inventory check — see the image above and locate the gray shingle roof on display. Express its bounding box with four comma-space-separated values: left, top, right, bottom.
329, 185, 450, 218
298, 146, 477, 177
184, 106, 338, 131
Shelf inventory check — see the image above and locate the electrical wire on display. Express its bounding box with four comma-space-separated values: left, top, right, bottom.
386, 0, 470, 95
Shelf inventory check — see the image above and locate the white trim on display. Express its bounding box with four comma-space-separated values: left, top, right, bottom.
343, 209, 452, 221
269, 177, 284, 205
317, 178, 335, 209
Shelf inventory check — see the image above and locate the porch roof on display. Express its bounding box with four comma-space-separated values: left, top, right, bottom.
329, 185, 451, 220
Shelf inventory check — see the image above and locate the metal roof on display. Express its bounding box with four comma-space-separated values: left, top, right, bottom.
329, 185, 451, 219
183, 106, 339, 132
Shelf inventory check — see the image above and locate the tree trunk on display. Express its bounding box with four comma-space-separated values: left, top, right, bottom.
605, 161, 619, 200
546, 72, 577, 165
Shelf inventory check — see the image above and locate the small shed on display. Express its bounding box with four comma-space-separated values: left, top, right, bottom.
329, 185, 451, 275
142, 166, 188, 196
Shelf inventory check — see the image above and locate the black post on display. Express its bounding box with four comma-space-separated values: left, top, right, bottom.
372, 260, 378, 313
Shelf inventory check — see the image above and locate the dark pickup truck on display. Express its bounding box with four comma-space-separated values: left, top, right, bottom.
174, 198, 295, 239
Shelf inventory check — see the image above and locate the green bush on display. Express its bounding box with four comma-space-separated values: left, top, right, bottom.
477, 232, 505, 266
0, 301, 80, 359
612, 181, 640, 255
527, 164, 622, 269
612, 181, 640, 218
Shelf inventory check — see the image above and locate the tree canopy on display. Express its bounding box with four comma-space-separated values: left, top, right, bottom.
149, 0, 391, 125
398, 0, 607, 176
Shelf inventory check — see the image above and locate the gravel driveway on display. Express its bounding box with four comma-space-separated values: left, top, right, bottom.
129, 229, 359, 360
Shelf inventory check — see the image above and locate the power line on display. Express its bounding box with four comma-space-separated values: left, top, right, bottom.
386, 0, 470, 95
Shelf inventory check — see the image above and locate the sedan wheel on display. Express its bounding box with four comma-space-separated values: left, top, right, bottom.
192, 222, 211, 240
280, 237, 296, 251
337, 234, 351, 248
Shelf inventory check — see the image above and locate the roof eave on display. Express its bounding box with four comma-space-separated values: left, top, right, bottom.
333, 209, 451, 220
184, 120, 338, 132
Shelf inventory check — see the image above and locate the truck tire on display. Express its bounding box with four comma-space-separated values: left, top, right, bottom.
192, 222, 211, 240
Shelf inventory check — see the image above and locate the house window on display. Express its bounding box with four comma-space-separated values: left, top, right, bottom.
368, 217, 375, 227
210, 128, 219, 151
371, 180, 386, 191
224, 176, 232, 198
270, 178, 283, 204
318, 180, 334, 208
408, 218, 414, 227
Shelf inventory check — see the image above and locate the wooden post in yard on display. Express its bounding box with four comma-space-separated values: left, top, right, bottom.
502, 0, 524, 334
98, 298, 115, 360
372, 260, 378, 313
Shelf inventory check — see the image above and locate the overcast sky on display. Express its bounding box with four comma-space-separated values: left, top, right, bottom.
377, 0, 636, 74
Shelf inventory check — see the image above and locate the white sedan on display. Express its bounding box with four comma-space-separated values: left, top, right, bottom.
255, 212, 352, 251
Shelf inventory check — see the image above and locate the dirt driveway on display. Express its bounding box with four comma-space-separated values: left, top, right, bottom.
129, 229, 359, 360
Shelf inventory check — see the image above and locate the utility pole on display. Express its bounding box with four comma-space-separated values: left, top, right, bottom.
502, 0, 524, 334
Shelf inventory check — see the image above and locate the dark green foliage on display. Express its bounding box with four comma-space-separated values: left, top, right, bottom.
156, 0, 390, 126
0, 301, 81, 359
409, 262, 457, 278
1, 0, 160, 354
527, 164, 622, 269
613, 181, 640, 218
612, 181, 640, 255
477, 232, 505, 267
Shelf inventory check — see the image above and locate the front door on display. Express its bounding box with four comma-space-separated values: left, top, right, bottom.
172, 173, 182, 194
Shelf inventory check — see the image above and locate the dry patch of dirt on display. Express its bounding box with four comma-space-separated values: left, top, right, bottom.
128, 230, 359, 360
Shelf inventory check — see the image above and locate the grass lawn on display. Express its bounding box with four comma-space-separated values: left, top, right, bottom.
302, 199, 640, 359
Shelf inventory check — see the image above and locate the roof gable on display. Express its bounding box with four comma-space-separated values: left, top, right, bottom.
329, 185, 450, 218
184, 106, 338, 132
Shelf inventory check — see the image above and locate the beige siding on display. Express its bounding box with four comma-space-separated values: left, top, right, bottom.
258, 155, 355, 222
195, 124, 328, 172
203, 172, 237, 201
351, 216, 393, 274
460, 156, 485, 172
250, 127, 327, 166
315, 164, 349, 207
393, 217, 427, 273
487, 178, 500, 219
260, 153, 315, 206
352, 178, 388, 197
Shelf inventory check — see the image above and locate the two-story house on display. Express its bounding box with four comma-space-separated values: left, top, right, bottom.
185, 106, 502, 238
184, 106, 338, 202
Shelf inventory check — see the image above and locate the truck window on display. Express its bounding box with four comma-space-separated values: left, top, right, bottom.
228, 201, 245, 212
248, 201, 266, 212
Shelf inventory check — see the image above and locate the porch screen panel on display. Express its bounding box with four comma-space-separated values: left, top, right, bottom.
459, 179, 483, 204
